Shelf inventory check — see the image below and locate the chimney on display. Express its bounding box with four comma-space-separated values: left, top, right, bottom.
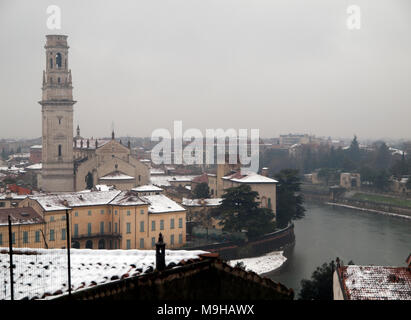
156, 233, 166, 271
261, 167, 269, 177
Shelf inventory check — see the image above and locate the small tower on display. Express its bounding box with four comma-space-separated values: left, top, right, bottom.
155, 233, 166, 271
39, 35, 76, 192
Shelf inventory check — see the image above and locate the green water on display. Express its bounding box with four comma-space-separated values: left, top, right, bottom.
266, 203, 411, 296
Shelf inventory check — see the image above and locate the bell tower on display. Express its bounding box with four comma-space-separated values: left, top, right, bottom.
39, 35, 76, 192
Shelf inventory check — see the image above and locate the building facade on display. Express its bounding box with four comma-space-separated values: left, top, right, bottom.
17, 190, 186, 250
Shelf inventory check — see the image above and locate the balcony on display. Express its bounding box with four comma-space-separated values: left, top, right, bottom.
72, 232, 122, 240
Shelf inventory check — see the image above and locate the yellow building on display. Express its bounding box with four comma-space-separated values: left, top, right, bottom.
0, 207, 68, 249
17, 189, 186, 250
197, 163, 277, 214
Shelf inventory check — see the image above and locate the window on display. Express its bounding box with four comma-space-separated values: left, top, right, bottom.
12, 232, 15, 244
140, 221, 144, 232
74, 224, 78, 237
0, 202, 4, 207
61, 228, 66, 240
57, 77, 60, 84
179, 218, 183, 228
170, 235, 174, 245
0, 233, 2, 245
58, 145, 62, 157
101, 209, 104, 215
127, 210, 131, 216
160, 220, 164, 230
75, 211, 78, 217
139, 238, 144, 249
115, 210, 117, 215
61, 215, 66, 221
50, 58, 53, 69
56, 52, 62, 68
23, 232, 28, 244
170, 219, 175, 229
100, 222, 104, 234
88, 210, 92, 216
179, 234, 183, 244
140, 209, 144, 215
50, 229, 55, 241
268, 198, 272, 209
151, 221, 156, 231
126, 223, 131, 234
35, 231, 40, 243
50, 216, 54, 222
115, 223, 118, 233
87, 223, 92, 236
126, 240, 131, 249
151, 237, 155, 248
108, 222, 112, 233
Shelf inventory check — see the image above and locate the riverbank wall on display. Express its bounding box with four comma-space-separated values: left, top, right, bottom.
186, 224, 295, 260
302, 183, 411, 219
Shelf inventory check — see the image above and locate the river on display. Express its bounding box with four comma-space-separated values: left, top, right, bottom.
264, 202, 411, 297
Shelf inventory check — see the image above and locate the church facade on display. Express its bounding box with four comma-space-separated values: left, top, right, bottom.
39, 35, 149, 192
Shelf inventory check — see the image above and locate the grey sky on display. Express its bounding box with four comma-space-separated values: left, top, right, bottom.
0, 0, 410, 140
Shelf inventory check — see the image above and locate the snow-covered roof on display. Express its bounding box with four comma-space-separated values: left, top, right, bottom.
99, 171, 134, 180
30, 145, 42, 149
181, 198, 223, 207
95, 184, 114, 191
109, 191, 147, 206
0, 248, 207, 300
222, 171, 278, 184
150, 168, 165, 175
140, 194, 186, 214
340, 265, 411, 300
29, 190, 122, 211
0, 207, 44, 226
25, 163, 42, 170
150, 175, 197, 187
131, 185, 163, 192
0, 193, 28, 200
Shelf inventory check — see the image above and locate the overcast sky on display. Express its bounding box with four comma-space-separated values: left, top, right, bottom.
0, 0, 410, 140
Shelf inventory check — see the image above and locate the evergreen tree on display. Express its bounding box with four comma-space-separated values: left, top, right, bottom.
348, 135, 361, 164
193, 182, 210, 199
213, 185, 275, 239
374, 142, 392, 170
299, 261, 335, 300
275, 169, 306, 228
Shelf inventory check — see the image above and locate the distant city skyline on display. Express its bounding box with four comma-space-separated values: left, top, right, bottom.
1, 0, 410, 140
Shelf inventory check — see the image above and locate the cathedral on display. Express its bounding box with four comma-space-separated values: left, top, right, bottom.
38, 35, 149, 192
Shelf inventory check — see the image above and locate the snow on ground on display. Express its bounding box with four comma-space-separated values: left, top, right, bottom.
0, 248, 206, 300
228, 251, 287, 275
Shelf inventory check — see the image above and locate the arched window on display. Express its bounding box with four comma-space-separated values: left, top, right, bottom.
49, 58, 53, 69
58, 144, 62, 157
85, 240, 93, 249
268, 198, 272, 210
71, 241, 80, 249
98, 239, 105, 249
57, 77, 60, 84
56, 53, 62, 68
